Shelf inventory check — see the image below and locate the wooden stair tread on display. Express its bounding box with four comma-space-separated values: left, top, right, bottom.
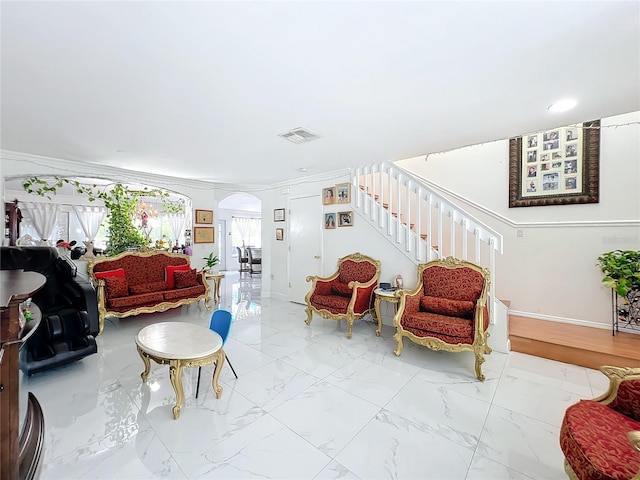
510, 315, 640, 369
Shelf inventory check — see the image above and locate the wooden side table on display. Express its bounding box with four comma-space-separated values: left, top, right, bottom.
373, 287, 400, 337
204, 272, 225, 309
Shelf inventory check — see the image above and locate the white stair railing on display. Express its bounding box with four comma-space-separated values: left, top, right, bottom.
351, 161, 503, 325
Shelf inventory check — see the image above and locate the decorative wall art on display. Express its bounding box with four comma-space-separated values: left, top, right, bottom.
193, 226, 215, 243
195, 209, 213, 224
509, 120, 600, 207
338, 211, 353, 227
322, 187, 336, 205
324, 213, 337, 229
335, 183, 351, 204
274, 208, 285, 222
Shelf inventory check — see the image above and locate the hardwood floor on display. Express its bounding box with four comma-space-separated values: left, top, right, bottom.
509, 315, 640, 370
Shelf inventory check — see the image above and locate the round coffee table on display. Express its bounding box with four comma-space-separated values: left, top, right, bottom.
135, 322, 225, 419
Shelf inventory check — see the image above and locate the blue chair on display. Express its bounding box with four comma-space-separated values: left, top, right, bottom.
195, 309, 238, 398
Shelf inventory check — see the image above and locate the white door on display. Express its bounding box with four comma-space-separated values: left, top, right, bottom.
288, 195, 322, 304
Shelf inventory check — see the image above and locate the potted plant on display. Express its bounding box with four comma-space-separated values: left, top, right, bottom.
202, 252, 219, 273
22, 176, 186, 256
597, 249, 640, 326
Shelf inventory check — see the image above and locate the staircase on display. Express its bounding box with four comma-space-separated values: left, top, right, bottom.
350, 162, 510, 352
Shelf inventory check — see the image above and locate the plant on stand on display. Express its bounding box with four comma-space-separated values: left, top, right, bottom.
597, 249, 640, 329
202, 252, 219, 274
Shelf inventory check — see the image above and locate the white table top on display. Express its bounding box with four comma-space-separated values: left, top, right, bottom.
374, 287, 400, 298
135, 322, 222, 359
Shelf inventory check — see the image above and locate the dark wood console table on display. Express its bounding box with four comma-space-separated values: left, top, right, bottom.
1, 271, 46, 480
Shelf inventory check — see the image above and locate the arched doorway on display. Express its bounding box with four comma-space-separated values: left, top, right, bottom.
218, 192, 261, 272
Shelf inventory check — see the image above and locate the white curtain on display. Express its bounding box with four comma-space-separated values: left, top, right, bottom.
72, 205, 108, 241
23, 202, 60, 243
235, 217, 251, 246
167, 213, 185, 244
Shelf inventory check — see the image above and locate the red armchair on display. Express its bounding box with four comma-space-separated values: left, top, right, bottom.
304, 252, 381, 338
392, 256, 491, 380
560, 366, 640, 480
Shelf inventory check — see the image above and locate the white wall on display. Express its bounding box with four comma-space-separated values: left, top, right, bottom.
395, 111, 640, 329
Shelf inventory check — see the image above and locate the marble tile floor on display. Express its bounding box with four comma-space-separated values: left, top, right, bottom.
19, 271, 610, 479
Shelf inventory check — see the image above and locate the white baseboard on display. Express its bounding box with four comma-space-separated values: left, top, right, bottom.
509, 310, 612, 331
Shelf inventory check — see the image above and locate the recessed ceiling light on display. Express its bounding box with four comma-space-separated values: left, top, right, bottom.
548, 98, 577, 113
299, 168, 308, 172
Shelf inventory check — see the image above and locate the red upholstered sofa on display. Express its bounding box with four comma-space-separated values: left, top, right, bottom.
560, 366, 640, 480
393, 256, 491, 380
304, 252, 381, 338
88, 250, 210, 334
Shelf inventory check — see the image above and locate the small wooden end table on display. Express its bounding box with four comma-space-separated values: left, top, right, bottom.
135, 322, 225, 419
373, 287, 400, 336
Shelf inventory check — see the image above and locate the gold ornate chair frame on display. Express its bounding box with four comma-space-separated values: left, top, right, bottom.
563, 366, 640, 480
392, 256, 491, 380
304, 252, 381, 338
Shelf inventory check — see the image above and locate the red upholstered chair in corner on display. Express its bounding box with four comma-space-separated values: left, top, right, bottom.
304, 252, 381, 338
392, 256, 491, 380
560, 366, 640, 480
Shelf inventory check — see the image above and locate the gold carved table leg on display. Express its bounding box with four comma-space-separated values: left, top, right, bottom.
137, 346, 151, 382
211, 349, 225, 399
169, 360, 185, 419
374, 296, 383, 337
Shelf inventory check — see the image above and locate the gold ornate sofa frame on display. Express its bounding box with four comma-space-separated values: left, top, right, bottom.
392, 256, 491, 380
88, 250, 210, 334
561, 366, 640, 480
304, 252, 381, 338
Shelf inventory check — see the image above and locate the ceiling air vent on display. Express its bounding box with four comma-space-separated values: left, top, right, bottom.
278, 127, 320, 144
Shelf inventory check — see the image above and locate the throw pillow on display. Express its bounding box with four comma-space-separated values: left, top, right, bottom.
104, 276, 129, 298
165, 264, 191, 289
420, 295, 475, 319
174, 268, 198, 289
332, 282, 353, 297
94, 268, 126, 280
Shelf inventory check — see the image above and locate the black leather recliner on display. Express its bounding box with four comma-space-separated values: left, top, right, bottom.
0, 246, 99, 375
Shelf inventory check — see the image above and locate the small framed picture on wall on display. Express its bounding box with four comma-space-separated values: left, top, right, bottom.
338, 211, 353, 227
276, 228, 284, 241
322, 187, 336, 205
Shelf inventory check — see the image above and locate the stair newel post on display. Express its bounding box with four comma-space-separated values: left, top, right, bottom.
378, 163, 385, 228
461, 218, 469, 261
387, 167, 394, 237
415, 186, 422, 262
489, 237, 497, 322
396, 172, 403, 244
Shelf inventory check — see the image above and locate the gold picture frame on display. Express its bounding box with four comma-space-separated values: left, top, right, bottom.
335, 183, 351, 204
322, 187, 336, 205
509, 119, 600, 207
195, 209, 213, 224
193, 226, 214, 243
338, 211, 353, 227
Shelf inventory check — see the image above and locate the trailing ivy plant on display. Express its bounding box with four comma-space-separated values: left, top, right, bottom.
22, 176, 186, 256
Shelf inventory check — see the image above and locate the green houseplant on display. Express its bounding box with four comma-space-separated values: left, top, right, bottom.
22, 176, 185, 256
597, 249, 640, 326
202, 252, 219, 272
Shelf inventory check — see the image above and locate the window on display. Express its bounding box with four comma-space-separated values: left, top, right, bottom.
231, 216, 261, 249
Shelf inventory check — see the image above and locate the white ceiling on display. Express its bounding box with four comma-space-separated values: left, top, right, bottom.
1, 1, 639, 186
